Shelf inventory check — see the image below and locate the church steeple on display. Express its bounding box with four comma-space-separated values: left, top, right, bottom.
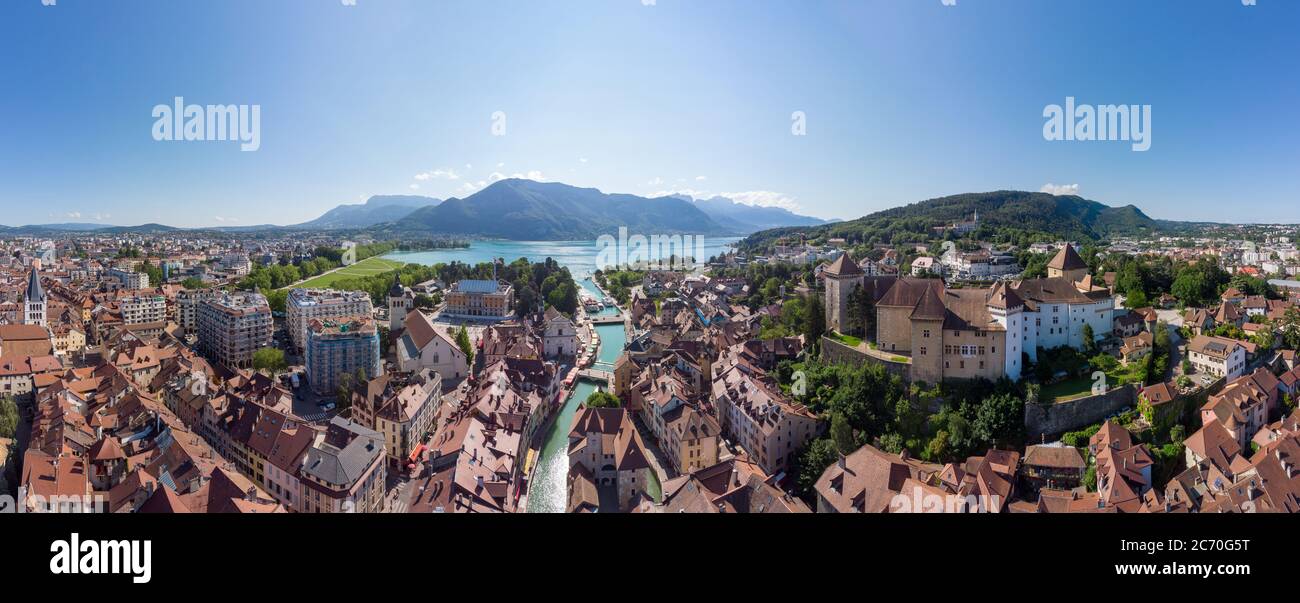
24, 268, 47, 327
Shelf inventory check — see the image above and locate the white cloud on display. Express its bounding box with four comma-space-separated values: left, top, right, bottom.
579, 157, 588, 164
415, 168, 460, 181
647, 188, 709, 199
409, 184, 420, 190
720, 190, 802, 211
647, 188, 805, 212
695, 176, 708, 181
509, 170, 546, 181
459, 180, 489, 194
64, 211, 82, 219
488, 172, 506, 182
1040, 183, 1080, 196
214, 216, 239, 223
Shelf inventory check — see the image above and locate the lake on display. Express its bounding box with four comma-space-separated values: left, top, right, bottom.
382, 237, 742, 278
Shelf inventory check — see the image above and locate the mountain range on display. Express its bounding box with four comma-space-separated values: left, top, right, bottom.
291, 195, 443, 229
740, 190, 1176, 251
670, 194, 831, 232
372, 179, 830, 239
0, 185, 1235, 243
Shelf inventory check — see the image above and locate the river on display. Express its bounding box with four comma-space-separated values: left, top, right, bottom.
388, 239, 660, 513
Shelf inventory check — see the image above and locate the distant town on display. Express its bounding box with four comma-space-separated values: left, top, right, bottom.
2, 205, 1298, 514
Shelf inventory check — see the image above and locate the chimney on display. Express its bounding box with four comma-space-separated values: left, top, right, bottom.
837, 453, 847, 470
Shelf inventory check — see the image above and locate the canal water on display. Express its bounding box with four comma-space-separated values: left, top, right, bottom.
388, 240, 655, 512
527, 379, 598, 513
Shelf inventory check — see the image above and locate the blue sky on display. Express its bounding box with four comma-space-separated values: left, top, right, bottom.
1, 0, 1297, 228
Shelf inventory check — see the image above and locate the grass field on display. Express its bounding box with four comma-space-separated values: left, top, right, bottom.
1040, 375, 1095, 403
292, 256, 407, 289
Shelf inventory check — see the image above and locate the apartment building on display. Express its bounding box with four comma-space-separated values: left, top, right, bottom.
175, 288, 218, 337
287, 288, 374, 352
304, 316, 381, 395
296, 417, 387, 513
107, 267, 149, 290
1187, 335, 1247, 381
711, 361, 820, 476
1199, 368, 1280, 451
197, 292, 273, 369
352, 370, 441, 468
120, 294, 167, 325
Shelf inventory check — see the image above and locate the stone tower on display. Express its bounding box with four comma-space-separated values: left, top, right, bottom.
823, 254, 865, 334
1046, 245, 1088, 283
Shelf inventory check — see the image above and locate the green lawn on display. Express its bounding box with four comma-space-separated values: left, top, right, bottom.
1040, 375, 1095, 403
827, 331, 863, 347
292, 256, 407, 289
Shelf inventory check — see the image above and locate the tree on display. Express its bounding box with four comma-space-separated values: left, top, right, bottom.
1081, 323, 1097, 357
971, 392, 1024, 447
1123, 289, 1149, 309
585, 391, 621, 408
846, 283, 875, 337
454, 325, 475, 370
414, 293, 436, 309
793, 438, 840, 497
181, 277, 205, 290
252, 348, 287, 374
337, 373, 355, 409
0, 396, 18, 440
804, 292, 826, 356
829, 411, 856, 454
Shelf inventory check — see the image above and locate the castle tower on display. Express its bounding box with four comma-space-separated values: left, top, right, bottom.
823, 254, 865, 334
987, 282, 1025, 381
1046, 244, 1088, 283
24, 267, 47, 327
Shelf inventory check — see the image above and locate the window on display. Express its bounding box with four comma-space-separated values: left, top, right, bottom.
920, 347, 927, 355
923, 329, 931, 338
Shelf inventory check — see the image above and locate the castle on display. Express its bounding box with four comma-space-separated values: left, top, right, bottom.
827, 245, 1111, 383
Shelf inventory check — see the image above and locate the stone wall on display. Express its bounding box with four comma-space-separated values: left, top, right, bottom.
1025, 383, 1137, 440
820, 336, 911, 381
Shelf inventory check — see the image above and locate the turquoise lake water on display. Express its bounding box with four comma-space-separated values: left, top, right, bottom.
383, 237, 741, 278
